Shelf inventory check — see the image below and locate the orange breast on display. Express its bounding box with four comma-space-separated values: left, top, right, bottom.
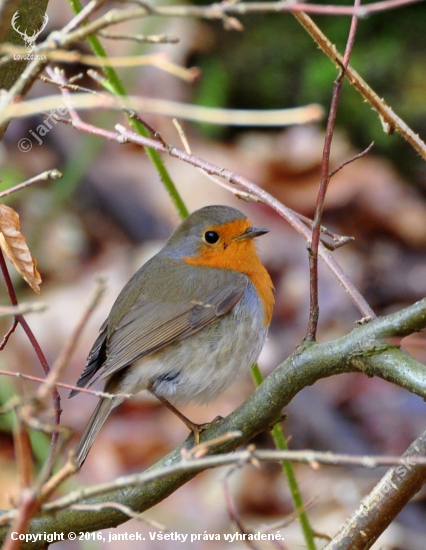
184, 219, 274, 325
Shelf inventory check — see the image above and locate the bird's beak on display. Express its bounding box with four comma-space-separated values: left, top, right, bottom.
235, 227, 269, 241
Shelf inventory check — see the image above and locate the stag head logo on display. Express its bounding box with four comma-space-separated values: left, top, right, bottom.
11, 11, 49, 54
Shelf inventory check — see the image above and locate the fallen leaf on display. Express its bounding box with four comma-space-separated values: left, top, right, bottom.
0, 204, 42, 293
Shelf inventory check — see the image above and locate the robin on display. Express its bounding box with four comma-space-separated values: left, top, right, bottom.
70, 205, 274, 467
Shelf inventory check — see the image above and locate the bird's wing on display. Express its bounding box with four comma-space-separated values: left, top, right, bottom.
70, 258, 248, 396
100, 281, 246, 380
69, 319, 108, 396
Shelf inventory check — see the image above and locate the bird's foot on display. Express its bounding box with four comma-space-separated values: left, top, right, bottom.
189, 415, 224, 444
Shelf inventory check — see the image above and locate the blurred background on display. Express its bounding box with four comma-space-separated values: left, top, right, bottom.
1, 0, 426, 548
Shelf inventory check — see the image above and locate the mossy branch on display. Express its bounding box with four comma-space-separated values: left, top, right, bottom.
0, 0, 49, 139
0, 298, 425, 547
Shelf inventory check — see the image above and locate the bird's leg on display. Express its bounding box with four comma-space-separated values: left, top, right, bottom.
149, 389, 221, 444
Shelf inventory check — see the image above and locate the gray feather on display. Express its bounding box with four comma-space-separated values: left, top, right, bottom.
74, 397, 116, 467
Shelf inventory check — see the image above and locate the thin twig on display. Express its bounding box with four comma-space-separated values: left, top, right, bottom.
0, 369, 133, 400
250, 363, 316, 550
0, 251, 61, 464
52, 0, 426, 51
1, 299, 425, 538
23, 105, 371, 317
293, 11, 426, 160
259, 501, 317, 541
127, 109, 168, 147
306, 0, 362, 341
150, 0, 423, 17
38, 459, 78, 502
185, 431, 243, 459
115, 123, 375, 318
289, 209, 355, 250
0, 91, 325, 127
0, 238, 76, 500
43, 446, 426, 513
1, 274, 123, 537
39, 73, 96, 94
0, 170, 62, 199
35, 277, 106, 480
0, 319, 18, 350
3, 490, 39, 550
37, 277, 106, 404
98, 31, 179, 44
172, 118, 258, 202
223, 478, 261, 550
60, 0, 108, 34
0, 303, 47, 317
13, 411, 33, 490
1, 45, 198, 82
328, 142, 374, 178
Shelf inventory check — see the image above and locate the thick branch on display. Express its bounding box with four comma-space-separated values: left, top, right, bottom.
0, 0, 49, 139
325, 429, 426, 549
0, 298, 425, 546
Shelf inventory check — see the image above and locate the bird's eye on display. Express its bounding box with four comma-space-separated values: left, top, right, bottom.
204, 231, 220, 244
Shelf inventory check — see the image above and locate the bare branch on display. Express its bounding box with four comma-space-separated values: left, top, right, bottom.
306, 0, 362, 341
0, 91, 325, 127
1, 298, 426, 542
97, 31, 179, 44
44, 433, 426, 514
293, 11, 426, 160
328, 142, 375, 178
0, 370, 133, 400
36, 277, 106, 405
0, 169, 62, 199
325, 430, 426, 549
0, 302, 47, 317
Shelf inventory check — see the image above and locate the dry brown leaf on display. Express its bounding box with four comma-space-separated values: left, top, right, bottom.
0, 204, 41, 293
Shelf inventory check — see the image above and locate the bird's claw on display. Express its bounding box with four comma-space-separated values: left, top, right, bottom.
189, 415, 224, 444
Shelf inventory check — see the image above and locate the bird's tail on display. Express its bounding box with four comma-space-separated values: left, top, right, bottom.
74, 397, 117, 468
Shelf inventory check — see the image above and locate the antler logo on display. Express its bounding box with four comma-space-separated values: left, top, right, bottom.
11, 11, 48, 54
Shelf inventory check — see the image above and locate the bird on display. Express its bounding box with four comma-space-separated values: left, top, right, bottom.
70, 205, 274, 467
